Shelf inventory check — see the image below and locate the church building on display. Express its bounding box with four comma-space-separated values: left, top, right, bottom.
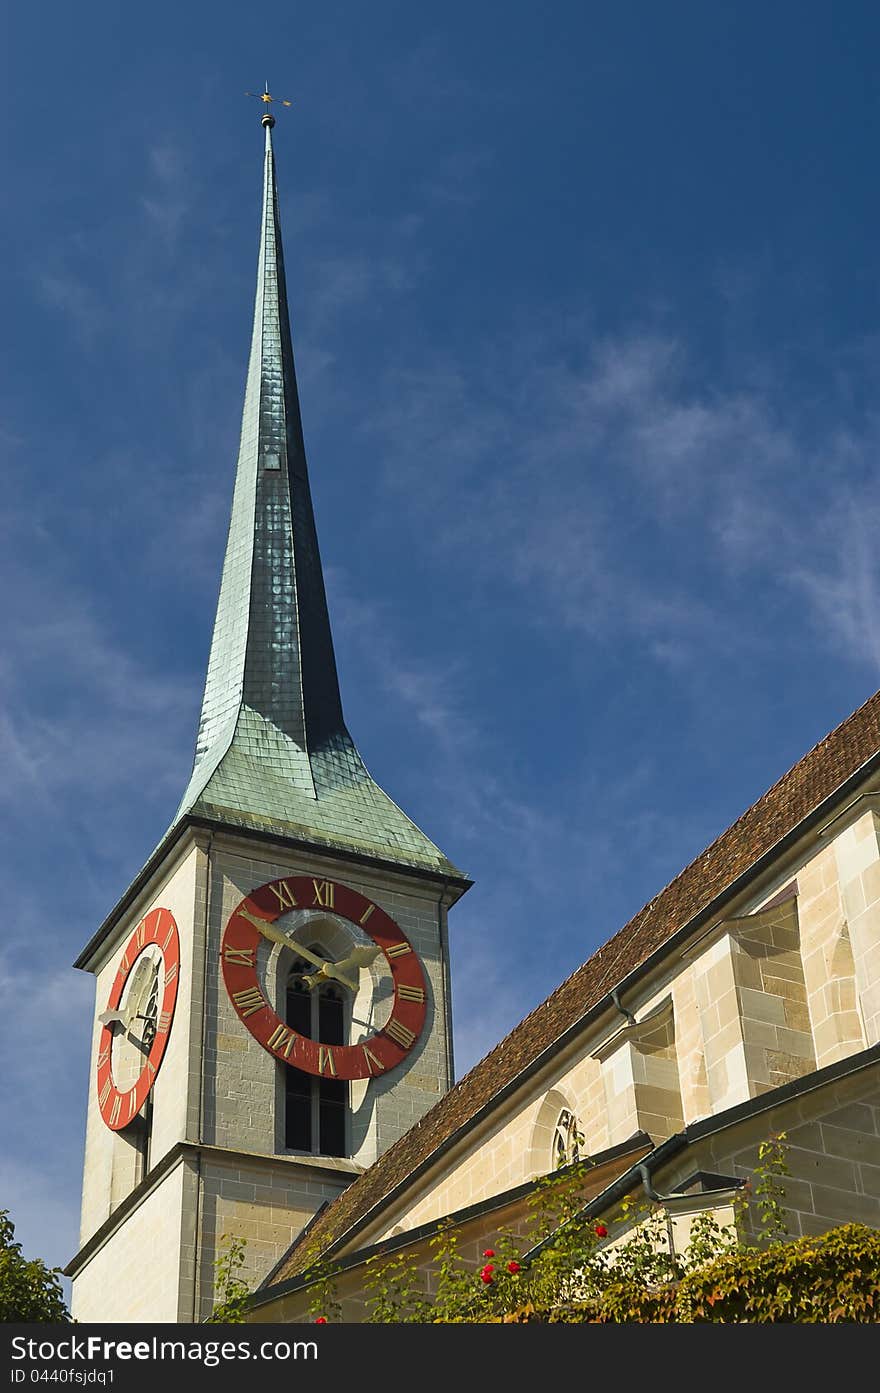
66, 107, 880, 1323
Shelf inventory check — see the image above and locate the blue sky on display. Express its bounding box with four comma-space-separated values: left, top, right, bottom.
3, 2, 880, 1284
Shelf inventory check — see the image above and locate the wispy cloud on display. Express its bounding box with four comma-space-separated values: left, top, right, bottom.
37, 270, 107, 347
363, 322, 880, 675
139, 143, 195, 248
790, 493, 880, 670
0, 954, 93, 1270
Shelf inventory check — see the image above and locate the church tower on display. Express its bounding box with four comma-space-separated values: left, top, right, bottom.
67, 106, 470, 1323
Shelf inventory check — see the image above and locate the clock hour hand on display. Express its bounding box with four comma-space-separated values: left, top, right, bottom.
240, 910, 360, 990
334, 944, 382, 972
304, 942, 381, 992
99, 1006, 129, 1029
300, 963, 358, 993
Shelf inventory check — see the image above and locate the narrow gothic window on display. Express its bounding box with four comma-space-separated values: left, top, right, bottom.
552, 1109, 581, 1168
285, 948, 349, 1156
138, 964, 161, 1174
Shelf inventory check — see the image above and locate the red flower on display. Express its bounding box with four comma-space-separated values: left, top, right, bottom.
594, 1224, 608, 1239
482, 1249, 495, 1258
480, 1270, 494, 1284
314, 1316, 327, 1324
507, 1261, 521, 1274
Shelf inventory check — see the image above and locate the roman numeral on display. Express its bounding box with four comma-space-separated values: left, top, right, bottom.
99, 1078, 112, 1108
127, 1091, 138, 1122
136, 923, 145, 950
312, 879, 335, 908
268, 880, 297, 912
223, 945, 256, 967
359, 903, 375, 925
386, 1018, 416, 1049
146, 1059, 156, 1078
362, 1045, 385, 1074
164, 962, 178, 984
385, 942, 412, 959
267, 1024, 296, 1058
397, 984, 425, 1003
97, 1046, 111, 1068
232, 988, 265, 1019
157, 1010, 172, 1032
318, 1045, 337, 1076
109, 1095, 122, 1127
120, 953, 129, 974
162, 923, 176, 952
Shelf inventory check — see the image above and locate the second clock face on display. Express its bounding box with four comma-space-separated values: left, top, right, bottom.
97, 907, 180, 1131
220, 876, 428, 1080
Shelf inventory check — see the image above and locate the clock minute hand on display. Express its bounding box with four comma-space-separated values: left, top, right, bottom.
99, 958, 156, 1032
238, 907, 325, 966
238, 907, 359, 990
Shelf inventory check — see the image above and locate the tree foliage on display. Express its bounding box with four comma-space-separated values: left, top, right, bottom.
0, 1209, 70, 1323
504, 1224, 880, 1323
254, 1129, 880, 1324
206, 1234, 250, 1324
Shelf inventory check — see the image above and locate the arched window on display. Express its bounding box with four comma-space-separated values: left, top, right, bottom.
552, 1109, 581, 1168
285, 947, 349, 1156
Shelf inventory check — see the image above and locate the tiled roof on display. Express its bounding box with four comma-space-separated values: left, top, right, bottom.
172, 122, 462, 881
273, 684, 880, 1279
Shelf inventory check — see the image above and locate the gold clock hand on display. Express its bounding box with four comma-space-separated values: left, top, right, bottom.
299, 963, 358, 992
99, 958, 156, 1032
241, 909, 360, 988
319, 963, 359, 992
333, 944, 382, 973
99, 1007, 127, 1028
240, 910, 324, 965
317, 943, 380, 992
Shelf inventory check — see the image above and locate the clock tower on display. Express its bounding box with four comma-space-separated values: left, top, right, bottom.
67, 106, 470, 1323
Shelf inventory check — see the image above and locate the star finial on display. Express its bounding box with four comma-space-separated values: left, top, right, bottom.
245, 84, 294, 128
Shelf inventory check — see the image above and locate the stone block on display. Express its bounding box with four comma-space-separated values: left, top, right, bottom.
825, 1101, 877, 1134
843, 879, 868, 921
789, 1150, 858, 1193
784, 1121, 824, 1151
856, 1163, 880, 1198
810, 1185, 880, 1227
776, 1174, 815, 1214
738, 988, 787, 1025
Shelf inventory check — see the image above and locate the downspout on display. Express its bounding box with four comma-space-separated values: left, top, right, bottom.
611, 986, 637, 1026
637, 1159, 684, 1259
637, 1159, 681, 1204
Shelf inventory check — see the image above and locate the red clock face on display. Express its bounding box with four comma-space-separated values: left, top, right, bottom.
221, 876, 428, 1081
96, 907, 180, 1132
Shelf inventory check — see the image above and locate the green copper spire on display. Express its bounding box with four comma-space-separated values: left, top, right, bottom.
174, 116, 462, 878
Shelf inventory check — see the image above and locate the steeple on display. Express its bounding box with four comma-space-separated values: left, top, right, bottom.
175, 114, 461, 879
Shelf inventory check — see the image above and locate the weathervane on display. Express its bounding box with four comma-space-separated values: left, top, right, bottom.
246, 82, 293, 128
